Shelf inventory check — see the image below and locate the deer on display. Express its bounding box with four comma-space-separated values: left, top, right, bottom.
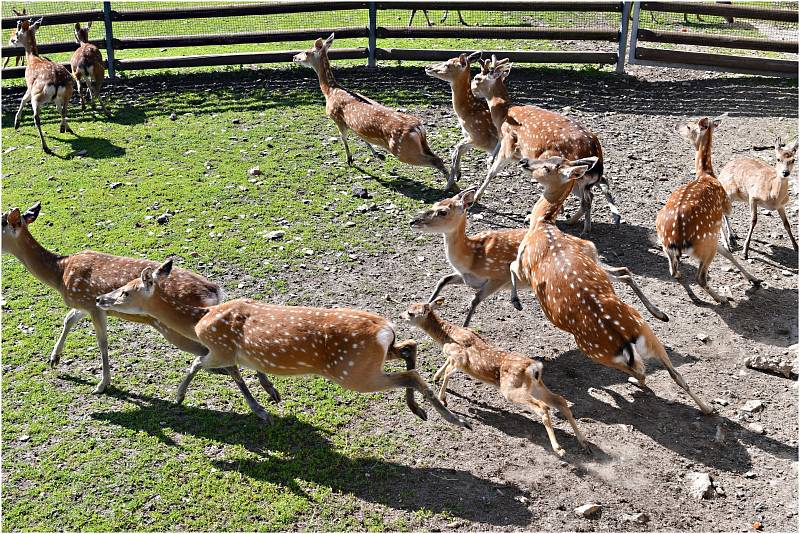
96, 259, 472, 429
470, 56, 621, 233
70, 22, 111, 116
12, 17, 74, 155
293, 34, 452, 189
408, 9, 469, 26
1, 202, 282, 407
720, 138, 798, 259
656, 117, 761, 304
3, 8, 26, 69
411, 187, 668, 327
508, 156, 714, 416
424, 52, 498, 188
404, 299, 587, 456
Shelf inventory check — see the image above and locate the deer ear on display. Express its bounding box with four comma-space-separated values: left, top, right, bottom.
561, 165, 590, 182
22, 201, 41, 225
155, 258, 173, 279
6, 207, 22, 227
775, 137, 782, 151
698, 117, 710, 129
31, 17, 43, 30
323, 33, 335, 48
789, 140, 799, 153
459, 188, 477, 209
87, 21, 92, 30
141, 267, 155, 286
75, 22, 81, 31
458, 53, 467, 66
314, 38, 324, 50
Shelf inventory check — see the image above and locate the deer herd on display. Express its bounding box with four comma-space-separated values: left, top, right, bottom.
4, 29, 798, 457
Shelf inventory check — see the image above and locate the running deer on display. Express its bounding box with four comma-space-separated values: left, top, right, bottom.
293, 34, 451, 188
509, 156, 713, 415
13, 17, 74, 155
656, 117, 761, 303
404, 299, 587, 456
720, 138, 798, 258
425, 52, 498, 187
411, 187, 667, 327
3, 8, 26, 69
70, 22, 111, 116
470, 56, 621, 233
1, 202, 281, 405
96, 259, 472, 428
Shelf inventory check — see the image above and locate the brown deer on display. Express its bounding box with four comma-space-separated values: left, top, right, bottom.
96, 259, 472, 429
470, 56, 621, 233
656, 117, 761, 303
425, 52, 498, 188
408, 9, 469, 26
70, 22, 111, 116
293, 34, 451, 188
509, 156, 713, 415
404, 299, 587, 456
411, 187, 667, 327
1, 202, 281, 407
3, 8, 26, 68
720, 138, 798, 258
12, 17, 74, 155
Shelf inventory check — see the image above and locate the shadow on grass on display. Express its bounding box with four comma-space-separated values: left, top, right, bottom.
88, 384, 533, 526
62, 135, 126, 159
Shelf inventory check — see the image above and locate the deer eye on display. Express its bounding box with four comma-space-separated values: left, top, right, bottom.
436, 209, 448, 216
121, 291, 128, 297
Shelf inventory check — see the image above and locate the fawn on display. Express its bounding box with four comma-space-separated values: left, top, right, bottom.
3, 8, 26, 68
656, 117, 761, 303
509, 156, 713, 415
411, 187, 667, 327
404, 299, 587, 456
12, 18, 74, 155
469, 56, 620, 232
425, 53, 498, 188
96, 259, 471, 428
720, 138, 798, 258
70, 22, 111, 116
293, 34, 451, 188
1, 202, 281, 405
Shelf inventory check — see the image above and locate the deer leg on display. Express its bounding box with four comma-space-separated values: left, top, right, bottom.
440, 10, 449, 23
335, 123, 353, 166
524, 396, 564, 457
74, 75, 86, 111
778, 207, 798, 251
597, 177, 621, 227
743, 198, 758, 260
3, 56, 10, 68
428, 272, 464, 303
565, 181, 587, 225
721, 214, 737, 251
716, 243, 761, 286
464, 278, 507, 327
437, 364, 458, 407
14, 89, 31, 130
663, 245, 681, 279
57, 97, 73, 135
176, 356, 204, 404
510, 260, 524, 311
226, 366, 272, 423
257, 372, 282, 404
49, 309, 88, 367
457, 10, 469, 25
31, 99, 53, 154
449, 138, 473, 185
407, 9, 416, 26
361, 139, 385, 160
90, 310, 111, 394
387, 339, 428, 421
423, 10, 434, 26
474, 151, 511, 202
603, 266, 669, 322
91, 79, 110, 116
433, 360, 450, 383
696, 254, 726, 304
528, 379, 589, 450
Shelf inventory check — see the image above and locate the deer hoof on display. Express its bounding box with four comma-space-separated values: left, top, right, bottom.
254, 409, 273, 424
554, 446, 566, 458
92, 380, 110, 394
611, 214, 621, 227
511, 298, 523, 311
459, 418, 472, 430
43, 146, 53, 155
49, 352, 60, 368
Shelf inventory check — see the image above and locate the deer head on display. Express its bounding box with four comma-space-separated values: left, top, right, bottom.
293, 33, 334, 70
409, 188, 477, 233
74, 21, 92, 44
470, 55, 511, 99
518, 157, 596, 202
12, 17, 43, 50
676, 115, 724, 150
424, 51, 480, 82
774, 137, 798, 178
402, 298, 445, 325
96, 259, 173, 314
2, 202, 41, 255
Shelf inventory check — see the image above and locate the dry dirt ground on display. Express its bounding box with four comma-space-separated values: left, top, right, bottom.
265, 64, 799, 532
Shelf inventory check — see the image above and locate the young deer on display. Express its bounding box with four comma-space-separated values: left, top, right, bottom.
97, 259, 471, 429
656, 117, 761, 303
425, 53, 498, 187
470, 56, 621, 233
70, 22, 111, 116
404, 299, 587, 457
3, 8, 26, 68
1, 202, 281, 405
12, 18, 74, 155
293, 34, 451, 188
720, 138, 798, 258
509, 156, 713, 415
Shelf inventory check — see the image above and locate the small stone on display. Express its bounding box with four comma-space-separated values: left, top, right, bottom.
713, 398, 729, 406
621, 512, 650, 524
75, 149, 88, 157
303, 248, 314, 256
574, 503, 602, 518
231, 118, 241, 124
741, 400, 764, 413
744, 471, 757, 479
18, 434, 30, 442
351, 185, 370, 199
109, 182, 122, 189
686, 472, 716, 500
696, 332, 710, 343
156, 213, 169, 225
248, 167, 262, 176
417, 256, 425, 263
748, 423, 765, 435
169, 112, 177, 121
265, 230, 284, 241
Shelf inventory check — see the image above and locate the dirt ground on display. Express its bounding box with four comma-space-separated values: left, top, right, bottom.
265, 64, 799, 532
5, 61, 798, 531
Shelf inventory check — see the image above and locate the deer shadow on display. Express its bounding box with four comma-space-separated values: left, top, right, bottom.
86, 383, 533, 527
64, 135, 126, 159
713, 285, 798, 347
351, 164, 447, 203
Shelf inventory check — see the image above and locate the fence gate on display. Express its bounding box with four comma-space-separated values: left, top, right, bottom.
628, 1, 798, 77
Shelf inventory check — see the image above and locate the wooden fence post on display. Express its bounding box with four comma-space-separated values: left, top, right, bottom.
368, 2, 377, 67
616, 1, 631, 73
103, 1, 116, 79
628, 1, 641, 66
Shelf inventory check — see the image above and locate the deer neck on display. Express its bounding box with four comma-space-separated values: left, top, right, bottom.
442, 216, 471, 267
22, 38, 39, 60
530, 181, 574, 228
416, 312, 457, 346
486, 86, 512, 132
152, 295, 209, 341
451, 71, 476, 112
694, 132, 715, 177
10, 230, 65, 290
315, 54, 338, 97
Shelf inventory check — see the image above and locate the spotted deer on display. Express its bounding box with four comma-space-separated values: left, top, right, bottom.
96, 259, 471, 428
1, 202, 281, 405
70, 22, 111, 116
425, 52, 498, 188
720, 138, 798, 258
3, 8, 26, 68
404, 299, 587, 456
411, 187, 666, 327
470, 56, 620, 233
509, 156, 713, 415
12, 18, 74, 154
656, 117, 761, 303
408, 9, 469, 26
293, 34, 451, 188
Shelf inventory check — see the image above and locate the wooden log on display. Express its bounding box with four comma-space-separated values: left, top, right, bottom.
375, 47, 618, 64
2, 40, 106, 57
112, 2, 369, 22
637, 29, 797, 54
378, 26, 619, 42
635, 47, 797, 76
115, 48, 368, 70
641, 1, 798, 22
374, 1, 622, 12
2, 10, 104, 29
114, 27, 367, 50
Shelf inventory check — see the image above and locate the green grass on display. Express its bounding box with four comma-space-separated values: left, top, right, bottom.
1, 66, 467, 531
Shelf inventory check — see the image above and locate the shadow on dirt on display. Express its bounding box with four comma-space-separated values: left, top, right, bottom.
88, 383, 533, 527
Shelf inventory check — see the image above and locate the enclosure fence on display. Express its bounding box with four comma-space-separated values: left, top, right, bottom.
1, 1, 797, 79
